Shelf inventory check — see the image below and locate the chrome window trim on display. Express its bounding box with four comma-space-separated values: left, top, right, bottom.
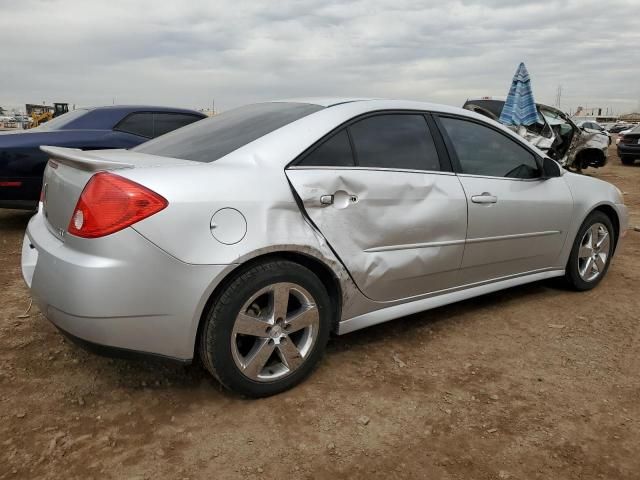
287, 165, 455, 176
456, 172, 546, 182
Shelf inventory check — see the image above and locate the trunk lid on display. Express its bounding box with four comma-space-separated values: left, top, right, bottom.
40, 146, 196, 240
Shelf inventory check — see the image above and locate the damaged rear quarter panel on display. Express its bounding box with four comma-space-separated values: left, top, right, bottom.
123, 155, 364, 328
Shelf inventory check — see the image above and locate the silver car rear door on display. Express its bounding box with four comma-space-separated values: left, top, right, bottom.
286, 112, 468, 302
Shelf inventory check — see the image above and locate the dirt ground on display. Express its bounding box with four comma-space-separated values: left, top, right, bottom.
1, 143, 639, 480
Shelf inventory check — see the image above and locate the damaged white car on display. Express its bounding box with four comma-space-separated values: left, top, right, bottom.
463, 97, 609, 172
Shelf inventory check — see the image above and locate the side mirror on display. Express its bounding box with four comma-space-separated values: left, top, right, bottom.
541, 157, 561, 178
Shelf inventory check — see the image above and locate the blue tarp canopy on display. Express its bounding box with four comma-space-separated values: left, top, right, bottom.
499, 62, 542, 126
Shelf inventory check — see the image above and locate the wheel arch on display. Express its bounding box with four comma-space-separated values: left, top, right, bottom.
574, 147, 605, 168
193, 250, 344, 359
586, 203, 620, 254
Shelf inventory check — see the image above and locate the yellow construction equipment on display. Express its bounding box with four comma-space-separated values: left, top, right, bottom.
26, 103, 69, 128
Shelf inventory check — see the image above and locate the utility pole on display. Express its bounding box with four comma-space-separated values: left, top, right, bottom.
554, 85, 562, 109
212, 98, 215, 115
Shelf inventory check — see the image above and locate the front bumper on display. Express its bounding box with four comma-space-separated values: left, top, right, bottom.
615, 202, 630, 246
22, 212, 230, 361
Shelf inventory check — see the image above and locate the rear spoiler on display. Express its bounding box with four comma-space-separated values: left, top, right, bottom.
40, 146, 135, 171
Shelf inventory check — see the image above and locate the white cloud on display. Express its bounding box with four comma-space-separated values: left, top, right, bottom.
1, 0, 638, 114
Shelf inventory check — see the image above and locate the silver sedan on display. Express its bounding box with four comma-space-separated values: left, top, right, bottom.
22, 98, 628, 396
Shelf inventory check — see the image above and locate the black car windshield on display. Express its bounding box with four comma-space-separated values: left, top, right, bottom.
134, 102, 323, 162
34, 109, 89, 130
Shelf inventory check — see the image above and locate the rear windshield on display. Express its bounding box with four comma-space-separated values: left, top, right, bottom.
133, 102, 323, 162
34, 109, 89, 130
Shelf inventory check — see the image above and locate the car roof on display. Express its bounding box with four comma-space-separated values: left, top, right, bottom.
271, 98, 377, 108
84, 105, 206, 116
195, 97, 545, 170
272, 97, 477, 117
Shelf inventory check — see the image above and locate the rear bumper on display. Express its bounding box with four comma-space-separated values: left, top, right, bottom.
23, 212, 231, 360
0, 199, 38, 210
617, 144, 640, 158
55, 324, 191, 364
0, 176, 42, 208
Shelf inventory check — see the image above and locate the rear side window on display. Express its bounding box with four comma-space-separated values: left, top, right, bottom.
440, 117, 540, 179
153, 113, 202, 137
115, 113, 154, 138
298, 130, 354, 167
134, 102, 324, 162
349, 114, 440, 171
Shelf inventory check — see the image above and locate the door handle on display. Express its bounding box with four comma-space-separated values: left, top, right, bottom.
320, 191, 358, 208
471, 192, 498, 204
320, 195, 334, 205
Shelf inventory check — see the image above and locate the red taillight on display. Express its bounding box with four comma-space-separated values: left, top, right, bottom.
620, 135, 635, 144
0, 181, 22, 187
68, 172, 168, 238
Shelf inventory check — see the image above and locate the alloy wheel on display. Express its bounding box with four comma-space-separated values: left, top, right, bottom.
577, 222, 610, 282
230, 282, 320, 382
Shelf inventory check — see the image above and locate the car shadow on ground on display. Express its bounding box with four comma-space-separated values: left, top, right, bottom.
2, 208, 568, 399
328, 279, 565, 351
0, 208, 33, 231
55, 278, 565, 401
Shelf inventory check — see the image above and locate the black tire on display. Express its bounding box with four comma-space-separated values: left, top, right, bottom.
620, 156, 635, 166
199, 259, 332, 397
564, 211, 615, 291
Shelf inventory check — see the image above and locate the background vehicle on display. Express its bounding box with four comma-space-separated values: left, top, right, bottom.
617, 125, 640, 165
23, 99, 627, 397
576, 120, 612, 145
0, 115, 17, 128
609, 123, 634, 134
463, 97, 609, 171
24, 103, 69, 128
0, 105, 206, 209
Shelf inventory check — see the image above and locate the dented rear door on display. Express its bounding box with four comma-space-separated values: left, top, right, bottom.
286, 167, 467, 302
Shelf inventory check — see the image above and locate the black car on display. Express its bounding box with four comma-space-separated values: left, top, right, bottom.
618, 125, 640, 165
608, 124, 634, 134
0, 105, 206, 209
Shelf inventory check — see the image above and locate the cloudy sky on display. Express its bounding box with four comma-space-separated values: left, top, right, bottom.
1, 0, 638, 115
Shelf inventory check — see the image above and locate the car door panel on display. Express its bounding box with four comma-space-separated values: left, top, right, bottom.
286, 168, 467, 301
457, 175, 573, 283
436, 115, 574, 283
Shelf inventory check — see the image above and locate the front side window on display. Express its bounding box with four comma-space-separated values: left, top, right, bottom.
440, 117, 540, 179
349, 114, 440, 171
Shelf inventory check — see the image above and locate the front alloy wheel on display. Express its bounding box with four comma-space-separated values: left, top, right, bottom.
565, 211, 615, 291
577, 223, 610, 282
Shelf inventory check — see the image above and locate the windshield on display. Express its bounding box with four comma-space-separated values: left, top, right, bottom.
34, 109, 89, 130
134, 102, 324, 162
